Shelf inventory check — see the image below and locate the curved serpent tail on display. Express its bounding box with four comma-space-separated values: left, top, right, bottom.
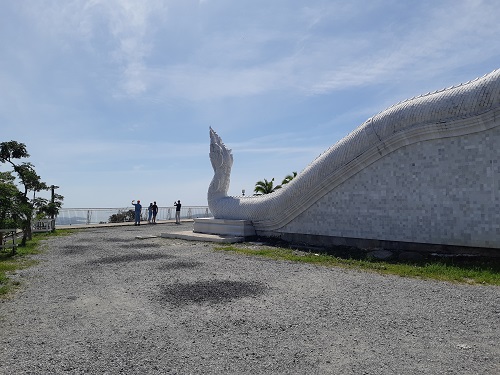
207, 69, 500, 230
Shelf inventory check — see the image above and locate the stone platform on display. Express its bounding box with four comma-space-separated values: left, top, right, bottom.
193, 217, 256, 237
160, 230, 245, 243
160, 218, 256, 243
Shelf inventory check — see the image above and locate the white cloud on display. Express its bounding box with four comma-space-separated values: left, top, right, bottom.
18, 0, 167, 95
12, 0, 500, 102
130, 1, 500, 101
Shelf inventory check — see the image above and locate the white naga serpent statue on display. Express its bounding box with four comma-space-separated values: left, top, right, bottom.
208, 69, 500, 232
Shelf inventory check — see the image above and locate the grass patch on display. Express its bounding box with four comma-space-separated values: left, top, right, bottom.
0, 229, 75, 297
214, 244, 500, 285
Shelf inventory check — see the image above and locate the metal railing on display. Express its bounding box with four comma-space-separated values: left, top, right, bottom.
32, 219, 56, 232
55, 206, 212, 226
0, 229, 18, 254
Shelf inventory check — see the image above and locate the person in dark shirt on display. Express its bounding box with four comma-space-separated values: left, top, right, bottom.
148, 203, 153, 224
152, 201, 158, 224
174, 200, 181, 224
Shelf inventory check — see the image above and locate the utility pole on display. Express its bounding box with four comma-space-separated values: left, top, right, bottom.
50, 185, 59, 232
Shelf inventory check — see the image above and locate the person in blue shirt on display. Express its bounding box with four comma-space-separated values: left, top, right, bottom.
131, 200, 142, 226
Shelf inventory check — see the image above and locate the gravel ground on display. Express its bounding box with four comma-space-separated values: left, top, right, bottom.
0, 223, 499, 374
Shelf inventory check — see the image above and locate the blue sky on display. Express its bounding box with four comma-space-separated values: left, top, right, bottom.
1, 0, 499, 209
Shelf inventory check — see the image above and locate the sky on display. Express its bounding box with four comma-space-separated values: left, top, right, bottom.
1, 0, 500, 209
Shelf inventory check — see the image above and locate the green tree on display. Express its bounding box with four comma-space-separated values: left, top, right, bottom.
254, 178, 281, 195
0, 172, 23, 230
36, 191, 64, 223
109, 209, 135, 223
0, 141, 63, 246
0, 173, 22, 254
281, 171, 297, 185
253, 172, 298, 196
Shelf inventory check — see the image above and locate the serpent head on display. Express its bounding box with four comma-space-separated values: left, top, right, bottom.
209, 127, 233, 173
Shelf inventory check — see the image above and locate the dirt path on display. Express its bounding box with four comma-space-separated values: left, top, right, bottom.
1, 224, 499, 374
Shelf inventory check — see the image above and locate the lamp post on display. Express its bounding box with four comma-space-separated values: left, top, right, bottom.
50, 185, 59, 231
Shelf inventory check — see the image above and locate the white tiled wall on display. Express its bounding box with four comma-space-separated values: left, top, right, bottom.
280, 126, 500, 248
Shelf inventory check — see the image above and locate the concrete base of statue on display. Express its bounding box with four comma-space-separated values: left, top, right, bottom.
160, 218, 256, 243
193, 217, 256, 237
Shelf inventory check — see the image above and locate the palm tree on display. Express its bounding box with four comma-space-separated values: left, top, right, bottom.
281, 171, 297, 185
253, 178, 281, 195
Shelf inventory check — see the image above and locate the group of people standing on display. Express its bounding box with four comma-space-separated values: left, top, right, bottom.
131, 200, 182, 226
147, 202, 159, 224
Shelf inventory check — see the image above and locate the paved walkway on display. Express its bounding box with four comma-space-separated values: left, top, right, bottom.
57, 219, 245, 243
56, 218, 194, 230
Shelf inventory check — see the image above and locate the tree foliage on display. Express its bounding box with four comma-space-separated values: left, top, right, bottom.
0, 171, 22, 230
0, 141, 64, 247
254, 178, 281, 195
281, 171, 297, 185
108, 209, 135, 223
254, 172, 298, 195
